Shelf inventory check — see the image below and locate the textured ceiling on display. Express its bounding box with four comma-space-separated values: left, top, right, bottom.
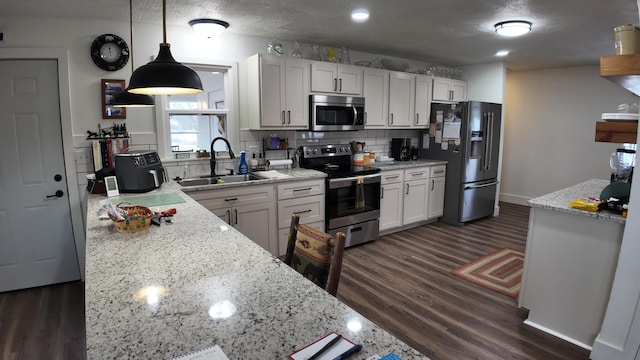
1, 0, 638, 71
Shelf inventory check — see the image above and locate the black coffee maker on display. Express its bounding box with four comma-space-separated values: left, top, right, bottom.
391, 138, 411, 161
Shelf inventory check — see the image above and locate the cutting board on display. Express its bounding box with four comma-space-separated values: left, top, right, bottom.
113, 192, 186, 208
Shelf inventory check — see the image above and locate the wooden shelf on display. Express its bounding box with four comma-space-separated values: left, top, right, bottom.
595, 121, 638, 143
600, 54, 640, 96
597, 55, 640, 143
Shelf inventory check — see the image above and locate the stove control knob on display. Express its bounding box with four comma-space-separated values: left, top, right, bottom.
312, 149, 318, 154
305, 149, 311, 155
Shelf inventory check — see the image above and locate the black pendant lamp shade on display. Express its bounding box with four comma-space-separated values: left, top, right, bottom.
128, 44, 203, 95
113, 0, 155, 107
113, 89, 155, 107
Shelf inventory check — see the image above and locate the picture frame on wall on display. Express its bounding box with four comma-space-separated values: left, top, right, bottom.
101, 79, 126, 119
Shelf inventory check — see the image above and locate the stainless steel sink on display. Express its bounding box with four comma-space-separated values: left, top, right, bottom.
178, 173, 262, 186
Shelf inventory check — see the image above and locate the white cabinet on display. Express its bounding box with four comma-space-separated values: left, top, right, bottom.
311, 62, 363, 95
403, 167, 429, 225
276, 179, 326, 256
362, 68, 389, 128
247, 54, 309, 129
188, 185, 278, 255
414, 75, 432, 127
432, 77, 467, 103
388, 71, 415, 127
428, 165, 446, 219
380, 170, 404, 231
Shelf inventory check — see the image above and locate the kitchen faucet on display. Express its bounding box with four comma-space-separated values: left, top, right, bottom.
210, 137, 235, 176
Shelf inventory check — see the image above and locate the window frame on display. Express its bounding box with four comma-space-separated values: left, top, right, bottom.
155, 60, 239, 161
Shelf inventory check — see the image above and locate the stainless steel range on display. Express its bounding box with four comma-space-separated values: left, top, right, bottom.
299, 144, 381, 247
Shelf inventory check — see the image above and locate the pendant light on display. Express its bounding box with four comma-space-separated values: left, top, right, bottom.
127, 0, 203, 95
113, 0, 155, 107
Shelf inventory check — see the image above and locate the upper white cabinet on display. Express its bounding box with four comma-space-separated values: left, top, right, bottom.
388, 71, 415, 127
432, 77, 467, 103
247, 54, 310, 129
362, 68, 389, 128
414, 75, 432, 127
311, 62, 363, 95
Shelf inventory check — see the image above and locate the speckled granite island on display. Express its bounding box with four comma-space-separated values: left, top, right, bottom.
85, 178, 428, 359
518, 179, 626, 351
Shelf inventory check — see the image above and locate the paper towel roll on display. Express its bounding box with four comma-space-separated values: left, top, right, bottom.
266, 159, 293, 168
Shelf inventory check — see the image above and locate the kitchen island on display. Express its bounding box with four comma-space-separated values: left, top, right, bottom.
518, 179, 626, 350
85, 182, 427, 359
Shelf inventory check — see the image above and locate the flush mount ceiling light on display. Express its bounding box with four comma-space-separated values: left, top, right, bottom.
113, 0, 155, 107
189, 18, 229, 38
494, 20, 532, 37
128, 0, 203, 95
351, 9, 370, 22
495, 50, 510, 57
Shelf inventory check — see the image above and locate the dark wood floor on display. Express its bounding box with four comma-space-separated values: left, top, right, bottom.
0, 202, 590, 359
337, 202, 591, 360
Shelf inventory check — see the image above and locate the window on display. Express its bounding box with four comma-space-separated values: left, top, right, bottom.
156, 63, 237, 159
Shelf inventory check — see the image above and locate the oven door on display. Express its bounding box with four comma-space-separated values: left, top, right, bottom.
327, 173, 381, 229
310, 95, 365, 131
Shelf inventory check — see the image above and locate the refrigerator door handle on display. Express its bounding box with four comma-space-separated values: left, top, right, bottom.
483, 112, 492, 170
465, 181, 499, 190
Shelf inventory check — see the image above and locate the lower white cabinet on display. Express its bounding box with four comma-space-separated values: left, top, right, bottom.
380, 170, 404, 231
379, 164, 447, 234
276, 179, 325, 256
428, 165, 446, 219
403, 167, 429, 225
187, 185, 278, 255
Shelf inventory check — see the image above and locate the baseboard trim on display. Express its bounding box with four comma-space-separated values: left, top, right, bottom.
499, 192, 530, 206
523, 319, 592, 351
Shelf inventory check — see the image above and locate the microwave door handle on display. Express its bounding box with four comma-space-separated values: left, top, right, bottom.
353, 105, 358, 125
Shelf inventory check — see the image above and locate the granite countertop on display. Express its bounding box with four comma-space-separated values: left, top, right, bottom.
369, 159, 447, 171
85, 183, 427, 359
528, 179, 626, 225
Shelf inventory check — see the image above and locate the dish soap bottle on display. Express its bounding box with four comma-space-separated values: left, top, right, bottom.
238, 151, 248, 175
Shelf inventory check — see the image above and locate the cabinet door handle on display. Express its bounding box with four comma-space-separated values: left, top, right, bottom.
364, 111, 367, 125
334, 78, 338, 92
385, 175, 399, 180
339, 78, 342, 92
433, 169, 445, 174
281, 110, 285, 125
381, 186, 384, 199
234, 209, 238, 225
390, 113, 394, 125
287, 110, 291, 125
224, 197, 238, 202
293, 209, 312, 215
406, 183, 410, 195
416, 113, 419, 124
293, 187, 313, 192
226, 210, 231, 225
431, 179, 435, 190
411, 172, 426, 177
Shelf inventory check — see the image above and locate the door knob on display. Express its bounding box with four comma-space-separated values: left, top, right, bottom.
54, 174, 63, 182
46, 190, 64, 198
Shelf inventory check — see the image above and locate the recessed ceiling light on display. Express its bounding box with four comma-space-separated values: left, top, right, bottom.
351, 9, 370, 22
494, 20, 532, 37
496, 50, 510, 57
189, 18, 230, 38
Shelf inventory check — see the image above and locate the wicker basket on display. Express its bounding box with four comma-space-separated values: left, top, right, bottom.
109, 205, 153, 233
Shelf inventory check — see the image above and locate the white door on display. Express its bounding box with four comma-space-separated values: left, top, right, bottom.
0, 60, 80, 292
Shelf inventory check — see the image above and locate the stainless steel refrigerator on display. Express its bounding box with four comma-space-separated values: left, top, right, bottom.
421, 101, 501, 225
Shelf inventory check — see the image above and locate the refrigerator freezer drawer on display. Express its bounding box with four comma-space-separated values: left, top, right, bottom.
460, 181, 498, 223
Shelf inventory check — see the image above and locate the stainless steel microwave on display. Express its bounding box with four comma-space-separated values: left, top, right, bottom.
309, 94, 365, 131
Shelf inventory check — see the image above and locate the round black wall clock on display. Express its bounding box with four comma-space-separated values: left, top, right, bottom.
90, 34, 130, 71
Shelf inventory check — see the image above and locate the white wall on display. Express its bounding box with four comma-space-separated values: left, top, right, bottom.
501, 66, 637, 205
